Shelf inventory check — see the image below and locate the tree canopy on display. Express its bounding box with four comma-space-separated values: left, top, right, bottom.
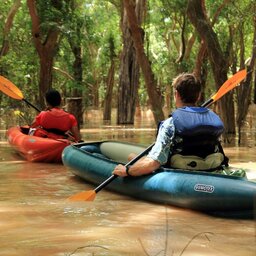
0, 0, 255, 143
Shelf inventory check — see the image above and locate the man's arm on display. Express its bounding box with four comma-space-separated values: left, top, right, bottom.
112, 156, 161, 177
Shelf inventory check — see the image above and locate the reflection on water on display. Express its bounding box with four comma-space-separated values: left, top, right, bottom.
0, 109, 256, 255
80, 127, 156, 146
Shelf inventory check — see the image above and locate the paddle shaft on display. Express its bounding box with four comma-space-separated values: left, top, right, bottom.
23, 98, 41, 112
94, 143, 154, 193
201, 98, 213, 108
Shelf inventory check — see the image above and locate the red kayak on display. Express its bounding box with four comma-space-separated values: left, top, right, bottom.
7, 126, 71, 163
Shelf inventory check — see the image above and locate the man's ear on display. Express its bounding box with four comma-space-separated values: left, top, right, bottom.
196, 92, 201, 103
175, 90, 182, 107
175, 90, 180, 100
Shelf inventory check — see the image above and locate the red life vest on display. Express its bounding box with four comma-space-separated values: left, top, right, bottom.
32, 108, 77, 140
36, 108, 74, 131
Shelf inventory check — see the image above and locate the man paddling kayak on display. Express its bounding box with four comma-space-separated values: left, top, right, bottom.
30, 89, 81, 142
113, 73, 228, 177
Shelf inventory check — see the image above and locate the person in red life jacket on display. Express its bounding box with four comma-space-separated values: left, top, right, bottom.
113, 73, 228, 177
30, 89, 81, 142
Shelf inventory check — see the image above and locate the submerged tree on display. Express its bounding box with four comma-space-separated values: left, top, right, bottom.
103, 34, 116, 122
64, 0, 85, 127
187, 0, 235, 139
27, 0, 66, 107
236, 4, 256, 144
117, 0, 141, 124
123, 0, 164, 125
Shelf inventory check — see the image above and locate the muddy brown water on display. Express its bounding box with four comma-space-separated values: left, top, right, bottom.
0, 122, 256, 256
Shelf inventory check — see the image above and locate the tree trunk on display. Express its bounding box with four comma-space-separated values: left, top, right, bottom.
117, 40, 139, 124
236, 13, 256, 144
27, 0, 61, 108
187, 0, 235, 138
117, 1, 141, 124
38, 55, 54, 106
71, 45, 83, 95
0, 0, 21, 76
69, 43, 84, 126
123, 0, 164, 125
0, 0, 21, 58
103, 61, 115, 121
66, 97, 83, 130
254, 71, 256, 104
193, 1, 228, 102
68, 0, 84, 126
91, 74, 99, 108
176, 14, 186, 63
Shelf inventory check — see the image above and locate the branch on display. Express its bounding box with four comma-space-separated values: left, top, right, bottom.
0, 0, 22, 57
53, 67, 75, 80
27, 0, 43, 53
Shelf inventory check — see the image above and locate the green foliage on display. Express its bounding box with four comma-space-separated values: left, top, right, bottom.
36, 0, 69, 33
0, 1, 39, 108
0, 0, 255, 119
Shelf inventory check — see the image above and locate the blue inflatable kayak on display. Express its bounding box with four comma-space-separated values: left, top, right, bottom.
62, 141, 256, 217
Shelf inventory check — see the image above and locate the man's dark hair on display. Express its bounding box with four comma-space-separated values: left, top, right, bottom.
173, 73, 201, 104
45, 89, 61, 107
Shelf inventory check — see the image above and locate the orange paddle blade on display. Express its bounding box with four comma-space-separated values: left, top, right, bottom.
68, 190, 96, 201
0, 76, 24, 100
212, 69, 246, 102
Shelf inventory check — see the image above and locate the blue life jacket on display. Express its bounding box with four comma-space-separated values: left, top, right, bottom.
169, 107, 226, 160
172, 107, 224, 137
154, 107, 229, 162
